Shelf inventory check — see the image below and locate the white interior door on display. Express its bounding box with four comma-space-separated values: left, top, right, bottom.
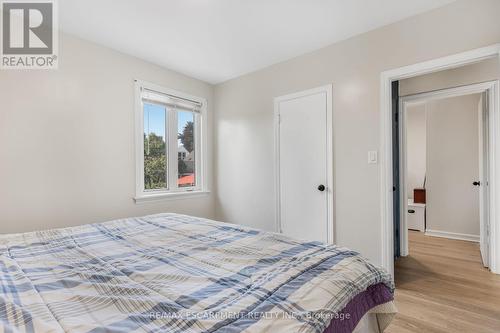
276, 86, 332, 244
478, 92, 490, 267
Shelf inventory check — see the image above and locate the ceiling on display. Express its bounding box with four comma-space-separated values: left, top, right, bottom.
60, 0, 456, 84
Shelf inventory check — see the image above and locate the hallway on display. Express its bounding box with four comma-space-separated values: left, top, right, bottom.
387, 231, 500, 332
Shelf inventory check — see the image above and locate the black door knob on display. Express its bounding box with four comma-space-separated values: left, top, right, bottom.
473, 181, 481, 186
317, 185, 326, 192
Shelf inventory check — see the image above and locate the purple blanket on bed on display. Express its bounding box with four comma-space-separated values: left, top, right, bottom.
324, 283, 393, 333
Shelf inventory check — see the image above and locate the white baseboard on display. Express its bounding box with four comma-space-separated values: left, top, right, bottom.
425, 229, 479, 243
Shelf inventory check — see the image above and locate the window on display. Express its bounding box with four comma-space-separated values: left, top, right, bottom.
135, 81, 207, 202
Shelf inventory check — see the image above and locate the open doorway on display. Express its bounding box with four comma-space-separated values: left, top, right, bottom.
385, 57, 500, 331
380, 44, 500, 277
398, 83, 492, 268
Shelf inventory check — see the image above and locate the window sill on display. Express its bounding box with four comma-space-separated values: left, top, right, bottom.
134, 190, 210, 204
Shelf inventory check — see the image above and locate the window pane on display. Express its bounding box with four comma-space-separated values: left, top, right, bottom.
144, 103, 167, 190
177, 111, 196, 187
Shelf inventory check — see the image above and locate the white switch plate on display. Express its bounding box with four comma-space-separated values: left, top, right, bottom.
368, 151, 378, 164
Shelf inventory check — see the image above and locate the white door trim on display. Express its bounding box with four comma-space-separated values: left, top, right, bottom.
398, 81, 498, 260
274, 84, 334, 244
380, 43, 500, 277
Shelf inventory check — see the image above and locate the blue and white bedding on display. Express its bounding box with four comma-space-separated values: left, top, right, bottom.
0, 213, 395, 332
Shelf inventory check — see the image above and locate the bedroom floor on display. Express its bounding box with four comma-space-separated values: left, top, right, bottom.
387, 231, 500, 333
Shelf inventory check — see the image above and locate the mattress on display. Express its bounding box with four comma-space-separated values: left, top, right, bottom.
0, 213, 396, 332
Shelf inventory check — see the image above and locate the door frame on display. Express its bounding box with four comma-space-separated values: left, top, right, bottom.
380, 43, 500, 277
478, 92, 490, 267
398, 82, 498, 259
274, 84, 334, 244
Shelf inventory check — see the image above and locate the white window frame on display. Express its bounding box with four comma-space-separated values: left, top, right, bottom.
134, 80, 209, 203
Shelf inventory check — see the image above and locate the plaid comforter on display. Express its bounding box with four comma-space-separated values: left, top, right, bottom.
0, 213, 394, 333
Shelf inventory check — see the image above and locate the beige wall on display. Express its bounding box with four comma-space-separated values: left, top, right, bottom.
426, 94, 481, 237
214, 0, 500, 265
1, 0, 499, 263
400, 57, 500, 96
406, 104, 427, 199
0, 34, 215, 233
400, 53, 500, 238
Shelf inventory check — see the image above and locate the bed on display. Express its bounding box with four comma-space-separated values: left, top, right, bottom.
0, 213, 396, 332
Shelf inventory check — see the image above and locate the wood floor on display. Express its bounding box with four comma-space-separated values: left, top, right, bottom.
386, 231, 500, 333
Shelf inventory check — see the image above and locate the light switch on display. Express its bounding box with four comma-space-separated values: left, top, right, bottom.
368, 151, 378, 164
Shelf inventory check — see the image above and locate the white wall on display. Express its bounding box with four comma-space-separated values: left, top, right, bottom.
0, 33, 215, 233
406, 104, 427, 200
214, 0, 500, 265
426, 94, 481, 237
